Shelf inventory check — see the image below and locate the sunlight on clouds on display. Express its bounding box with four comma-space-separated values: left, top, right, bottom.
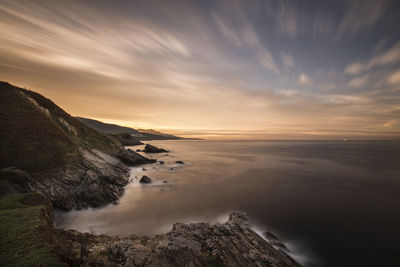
298, 73, 312, 86
0, 0, 399, 138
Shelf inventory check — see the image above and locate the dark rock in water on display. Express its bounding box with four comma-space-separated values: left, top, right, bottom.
169, 167, 175, 170
143, 144, 168, 153
163, 180, 168, 183
265, 231, 279, 240
159, 161, 165, 165
142, 168, 147, 171
53, 211, 301, 266
139, 175, 152, 183
176, 160, 184, 164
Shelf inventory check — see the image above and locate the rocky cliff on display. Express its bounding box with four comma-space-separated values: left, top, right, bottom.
0, 81, 154, 210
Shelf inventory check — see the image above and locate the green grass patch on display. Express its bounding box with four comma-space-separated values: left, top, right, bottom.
0, 193, 66, 266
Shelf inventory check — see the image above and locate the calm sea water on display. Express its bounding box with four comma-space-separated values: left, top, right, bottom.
55, 140, 400, 267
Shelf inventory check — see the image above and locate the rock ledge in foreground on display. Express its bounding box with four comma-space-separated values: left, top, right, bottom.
55, 211, 302, 266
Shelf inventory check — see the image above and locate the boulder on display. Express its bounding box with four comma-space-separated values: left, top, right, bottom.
139, 175, 152, 184
175, 160, 184, 164
143, 144, 168, 153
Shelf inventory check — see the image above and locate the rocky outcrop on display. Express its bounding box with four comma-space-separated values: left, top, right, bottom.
0, 81, 155, 210
111, 133, 144, 146
143, 144, 168, 153
0, 148, 154, 210
53, 212, 300, 266
139, 175, 152, 184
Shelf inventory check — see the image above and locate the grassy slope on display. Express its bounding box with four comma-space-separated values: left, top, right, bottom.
0, 81, 122, 173
0, 82, 75, 172
0, 193, 65, 266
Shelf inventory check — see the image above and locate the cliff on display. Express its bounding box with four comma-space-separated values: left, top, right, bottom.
76, 117, 182, 141
0, 82, 154, 210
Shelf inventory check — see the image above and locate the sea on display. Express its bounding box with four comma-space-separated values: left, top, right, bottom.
54, 140, 400, 267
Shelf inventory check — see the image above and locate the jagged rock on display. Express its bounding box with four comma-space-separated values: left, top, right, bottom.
143, 144, 168, 153
139, 175, 152, 183
53, 211, 301, 266
159, 161, 165, 165
111, 133, 144, 146
176, 160, 184, 164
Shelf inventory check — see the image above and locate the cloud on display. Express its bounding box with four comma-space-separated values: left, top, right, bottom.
298, 73, 312, 86
281, 53, 294, 68
345, 42, 400, 75
348, 75, 369, 88
384, 120, 396, 127
336, 0, 389, 39
259, 49, 279, 74
388, 70, 400, 85
0, 0, 399, 137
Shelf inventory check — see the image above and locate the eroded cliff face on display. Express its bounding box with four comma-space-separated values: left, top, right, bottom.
0, 81, 154, 210
1, 147, 154, 210
53, 212, 300, 267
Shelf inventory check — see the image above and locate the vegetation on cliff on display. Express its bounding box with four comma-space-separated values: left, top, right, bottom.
0, 81, 152, 210
0, 193, 65, 266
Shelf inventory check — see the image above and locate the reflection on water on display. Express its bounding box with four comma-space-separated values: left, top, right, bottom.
54, 140, 400, 267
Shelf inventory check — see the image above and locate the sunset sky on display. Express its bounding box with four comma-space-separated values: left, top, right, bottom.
1, 0, 400, 139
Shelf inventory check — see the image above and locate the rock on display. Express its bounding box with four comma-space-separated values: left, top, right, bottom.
139, 175, 152, 184
111, 133, 144, 146
69, 242, 81, 260
143, 144, 168, 153
176, 160, 184, 164
53, 211, 301, 267
163, 180, 168, 183
159, 161, 165, 165
117, 148, 155, 165
264, 231, 279, 240
142, 168, 147, 171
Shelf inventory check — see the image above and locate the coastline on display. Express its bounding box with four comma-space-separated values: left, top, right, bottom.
48, 143, 302, 266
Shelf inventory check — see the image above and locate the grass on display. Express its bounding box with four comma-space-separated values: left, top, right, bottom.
0, 81, 123, 174
0, 193, 66, 266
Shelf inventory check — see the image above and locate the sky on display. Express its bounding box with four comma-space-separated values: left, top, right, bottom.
1, 0, 400, 139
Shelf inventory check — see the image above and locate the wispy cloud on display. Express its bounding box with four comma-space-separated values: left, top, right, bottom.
345, 42, 400, 75
281, 53, 294, 68
0, 0, 399, 137
336, 0, 389, 39
348, 75, 369, 88
388, 70, 400, 85
298, 73, 312, 86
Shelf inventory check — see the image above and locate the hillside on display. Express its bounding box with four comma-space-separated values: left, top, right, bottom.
0, 81, 153, 210
76, 117, 182, 141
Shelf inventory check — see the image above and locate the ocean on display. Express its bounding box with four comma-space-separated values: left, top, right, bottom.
54, 140, 400, 266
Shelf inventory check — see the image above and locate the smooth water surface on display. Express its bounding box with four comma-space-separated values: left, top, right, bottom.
55, 140, 400, 266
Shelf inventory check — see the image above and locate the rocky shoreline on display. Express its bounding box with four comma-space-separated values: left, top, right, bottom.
28, 195, 298, 266
0, 82, 302, 266
1, 147, 155, 210
49, 145, 301, 266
